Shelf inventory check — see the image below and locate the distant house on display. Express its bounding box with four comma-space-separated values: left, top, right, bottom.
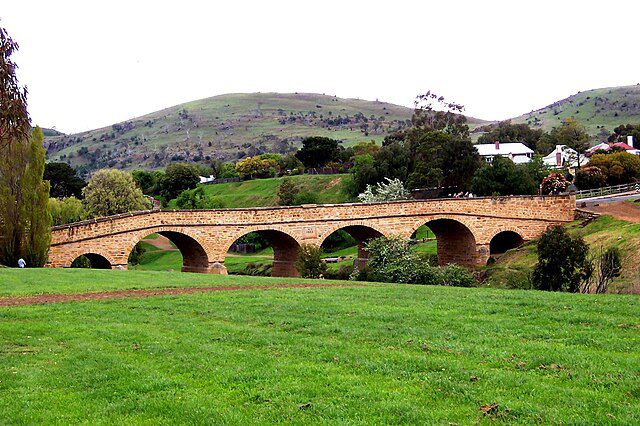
585, 136, 640, 157
199, 175, 216, 184
475, 142, 534, 164
543, 145, 589, 169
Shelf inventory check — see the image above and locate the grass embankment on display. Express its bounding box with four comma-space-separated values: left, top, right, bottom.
0, 269, 638, 424
487, 215, 640, 293
167, 174, 352, 209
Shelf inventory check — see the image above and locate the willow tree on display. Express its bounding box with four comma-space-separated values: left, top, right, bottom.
0, 27, 51, 266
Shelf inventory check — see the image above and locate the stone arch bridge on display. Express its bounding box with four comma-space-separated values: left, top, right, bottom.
47, 195, 575, 277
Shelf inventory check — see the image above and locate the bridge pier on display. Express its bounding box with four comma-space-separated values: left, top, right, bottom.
272, 260, 300, 278
182, 262, 228, 275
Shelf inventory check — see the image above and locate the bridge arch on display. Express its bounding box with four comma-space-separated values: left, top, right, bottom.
489, 229, 525, 256
124, 228, 211, 273
409, 217, 478, 266
318, 224, 386, 270
223, 228, 302, 277
71, 252, 113, 269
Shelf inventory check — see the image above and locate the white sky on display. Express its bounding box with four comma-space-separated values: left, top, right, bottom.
3, 0, 639, 133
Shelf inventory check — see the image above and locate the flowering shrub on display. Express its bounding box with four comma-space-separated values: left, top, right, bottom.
358, 178, 410, 203
540, 173, 569, 195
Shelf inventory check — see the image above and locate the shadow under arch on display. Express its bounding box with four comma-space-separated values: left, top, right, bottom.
225, 229, 301, 277
71, 253, 112, 269
420, 218, 477, 266
489, 230, 524, 256
320, 225, 384, 270
130, 231, 210, 273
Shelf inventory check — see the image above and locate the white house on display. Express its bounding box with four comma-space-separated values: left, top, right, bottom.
199, 175, 216, 184
475, 142, 534, 164
543, 145, 589, 169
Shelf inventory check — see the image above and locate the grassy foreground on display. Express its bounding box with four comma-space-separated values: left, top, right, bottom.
1, 269, 638, 424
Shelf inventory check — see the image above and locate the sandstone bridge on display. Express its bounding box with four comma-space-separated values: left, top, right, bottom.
47, 195, 575, 277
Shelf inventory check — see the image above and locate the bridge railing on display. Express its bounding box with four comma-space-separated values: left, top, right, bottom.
575, 182, 640, 200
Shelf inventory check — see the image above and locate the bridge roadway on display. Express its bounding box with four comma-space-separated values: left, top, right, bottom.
47, 195, 576, 277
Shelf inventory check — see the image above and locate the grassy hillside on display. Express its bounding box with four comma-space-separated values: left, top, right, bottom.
510, 85, 640, 137
0, 269, 638, 424
43, 93, 416, 174
167, 174, 353, 209
486, 215, 640, 293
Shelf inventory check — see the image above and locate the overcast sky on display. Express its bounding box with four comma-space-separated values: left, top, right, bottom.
3, 0, 639, 133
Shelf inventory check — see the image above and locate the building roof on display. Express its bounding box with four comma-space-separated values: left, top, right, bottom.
611, 142, 635, 151
475, 142, 533, 157
543, 145, 589, 168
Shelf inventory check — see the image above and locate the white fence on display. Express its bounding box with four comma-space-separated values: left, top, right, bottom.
575, 183, 640, 200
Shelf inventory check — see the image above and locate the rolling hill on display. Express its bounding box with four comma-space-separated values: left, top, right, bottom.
509, 84, 640, 137
42, 93, 414, 174
42, 92, 491, 175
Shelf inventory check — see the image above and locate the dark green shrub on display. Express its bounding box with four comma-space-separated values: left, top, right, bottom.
533, 227, 590, 292
440, 264, 476, 287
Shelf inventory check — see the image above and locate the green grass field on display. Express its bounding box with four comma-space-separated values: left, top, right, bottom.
167, 174, 352, 209
0, 269, 638, 424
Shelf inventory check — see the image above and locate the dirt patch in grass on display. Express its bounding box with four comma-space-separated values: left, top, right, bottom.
0, 282, 364, 307
582, 201, 640, 223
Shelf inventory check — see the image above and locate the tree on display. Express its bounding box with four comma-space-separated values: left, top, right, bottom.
587, 152, 640, 186
295, 136, 340, 168
235, 156, 279, 179
608, 124, 640, 144
581, 247, 621, 294
358, 178, 410, 202
44, 162, 86, 198
160, 163, 200, 201
532, 227, 590, 292
295, 244, 327, 278
0, 27, 31, 151
82, 169, 149, 218
352, 140, 380, 157
131, 170, 157, 195
471, 156, 538, 196
281, 154, 305, 174
477, 121, 545, 153
406, 130, 481, 190
574, 166, 607, 189
49, 197, 87, 226
348, 154, 379, 196
277, 178, 299, 206
0, 127, 51, 266
175, 187, 224, 209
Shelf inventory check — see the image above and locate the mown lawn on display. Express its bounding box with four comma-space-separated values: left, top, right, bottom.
0, 269, 638, 424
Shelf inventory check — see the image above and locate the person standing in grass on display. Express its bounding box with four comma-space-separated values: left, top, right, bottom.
17, 258, 26, 268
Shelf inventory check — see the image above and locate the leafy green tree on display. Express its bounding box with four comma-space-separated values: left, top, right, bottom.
131, 170, 157, 195
587, 152, 640, 185
44, 162, 86, 198
0, 27, 30, 151
532, 227, 590, 292
295, 244, 327, 278
160, 163, 200, 201
352, 140, 380, 157
235, 156, 279, 179
49, 197, 87, 226
175, 187, 224, 209
574, 166, 607, 189
348, 154, 379, 196
471, 156, 538, 196
608, 124, 640, 144
477, 121, 545, 152
82, 169, 149, 218
281, 154, 305, 174
295, 136, 340, 168
0, 128, 51, 266
277, 178, 299, 206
